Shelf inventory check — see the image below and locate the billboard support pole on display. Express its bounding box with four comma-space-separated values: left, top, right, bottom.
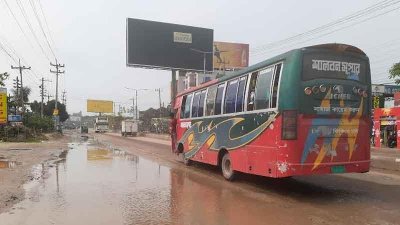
171, 70, 177, 112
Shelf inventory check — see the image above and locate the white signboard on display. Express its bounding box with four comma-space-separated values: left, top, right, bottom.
173, 32, 192, 44
372, 85, 385, 93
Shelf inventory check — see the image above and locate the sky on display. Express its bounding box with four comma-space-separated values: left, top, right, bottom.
0, 0, 399, 115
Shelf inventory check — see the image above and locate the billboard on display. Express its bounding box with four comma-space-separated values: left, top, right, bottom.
87, 100, 113, 113
126, 18, 214, 71
0, 88, 7, 124
213, 41, 249, 70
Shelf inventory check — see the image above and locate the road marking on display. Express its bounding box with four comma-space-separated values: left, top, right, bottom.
395, 158, 400, 163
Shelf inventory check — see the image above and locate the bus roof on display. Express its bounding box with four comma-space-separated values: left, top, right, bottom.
176, 43, 365, 97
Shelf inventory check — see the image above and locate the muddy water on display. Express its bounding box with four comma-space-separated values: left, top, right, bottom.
1, 142, 292, 225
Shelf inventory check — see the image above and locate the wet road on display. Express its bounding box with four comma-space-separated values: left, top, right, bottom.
0, 135, 400, 225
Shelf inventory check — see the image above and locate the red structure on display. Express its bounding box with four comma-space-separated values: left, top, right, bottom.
373, 108, 400, 149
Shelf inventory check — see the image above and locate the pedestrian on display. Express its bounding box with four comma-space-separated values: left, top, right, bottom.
169, 112, 177, 154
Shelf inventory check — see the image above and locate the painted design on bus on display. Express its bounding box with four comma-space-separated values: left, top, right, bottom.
301, 88, 364, 170
179, 112, 277, 159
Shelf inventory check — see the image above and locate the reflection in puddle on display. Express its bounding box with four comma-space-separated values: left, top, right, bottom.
0, 141, 278, 225
0, 160, 17, 169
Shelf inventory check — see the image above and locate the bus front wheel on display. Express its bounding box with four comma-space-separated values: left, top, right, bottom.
221, 153, 236, 181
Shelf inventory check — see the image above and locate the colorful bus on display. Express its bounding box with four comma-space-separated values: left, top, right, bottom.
173, 43, 371, 180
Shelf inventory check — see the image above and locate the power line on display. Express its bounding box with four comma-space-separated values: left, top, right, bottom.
15, 0, 50, 61
2, 0, 38, 56
251, 0, 399, 54
28, 0, 56, 60
251, 0, 400, 57
37, 0, 56, 49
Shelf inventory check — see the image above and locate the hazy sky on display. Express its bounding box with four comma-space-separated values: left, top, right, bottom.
0, 0, 399, 115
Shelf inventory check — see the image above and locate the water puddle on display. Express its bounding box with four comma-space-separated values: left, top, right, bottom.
0, 141, 289, 225
0, 160, 18, 169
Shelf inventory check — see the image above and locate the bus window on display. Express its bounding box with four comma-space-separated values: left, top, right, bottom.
271, 64, 282, 108
247, 72, 258, 111
236, 76, 247, 112
206, 85, 217, 116
255, 67, 274, 110
198, 90, 206, 117
215, 83, 225, 115
191, 92, 201, 117
224, 79, 239, 114
182, 93, 192, 118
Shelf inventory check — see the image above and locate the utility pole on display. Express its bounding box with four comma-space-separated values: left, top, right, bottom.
46, 93, 53, 103
155, 88, 162, 118
50, 60, 65, 131
125, 87, 148, 121
39, 77, 51, 118
13, 77, 21, 103
61, 90, 66, 106
11, 59, 31, 114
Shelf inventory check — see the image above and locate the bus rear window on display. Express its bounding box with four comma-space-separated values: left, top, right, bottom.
302, 52, 367, 82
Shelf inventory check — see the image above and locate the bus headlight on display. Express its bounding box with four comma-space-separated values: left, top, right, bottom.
362, 90, 368, 98
304, 87, 312, 95
319, 85, 327, 93
353, 87, 359, 94
312, 86, 320, 94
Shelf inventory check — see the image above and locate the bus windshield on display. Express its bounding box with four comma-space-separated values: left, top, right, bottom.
302, 52, 367, 83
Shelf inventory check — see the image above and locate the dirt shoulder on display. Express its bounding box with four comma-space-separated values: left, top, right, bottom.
0, 133, 70, 214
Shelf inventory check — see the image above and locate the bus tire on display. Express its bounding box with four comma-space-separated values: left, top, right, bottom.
221, 153, 236, 181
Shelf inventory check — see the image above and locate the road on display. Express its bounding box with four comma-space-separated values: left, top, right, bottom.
0, 131, 399, 225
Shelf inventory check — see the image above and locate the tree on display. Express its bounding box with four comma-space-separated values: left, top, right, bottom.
30, 100, 69, 122
12, 86, 31, 103
389, 62, 400, 84
0, 72, 9, 86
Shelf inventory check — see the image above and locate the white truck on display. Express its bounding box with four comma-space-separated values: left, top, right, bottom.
94, 116, 109, 133
121, 120, 138, 137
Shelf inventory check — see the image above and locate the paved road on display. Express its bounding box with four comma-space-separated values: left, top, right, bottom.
0, 132, 399, 225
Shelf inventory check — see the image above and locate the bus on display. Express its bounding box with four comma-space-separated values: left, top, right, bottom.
173, 43, 371, 180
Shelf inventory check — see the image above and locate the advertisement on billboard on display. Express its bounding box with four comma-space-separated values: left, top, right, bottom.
0, 88, 7, 124
213, 41, 249, 70
126, 18, 214, 71
87, 100, 113, 113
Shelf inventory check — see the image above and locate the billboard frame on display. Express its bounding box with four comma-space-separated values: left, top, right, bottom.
126, 18, 214, 72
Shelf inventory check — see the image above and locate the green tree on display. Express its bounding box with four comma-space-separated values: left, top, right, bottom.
12, 86, 31, 103
0, 72, 9, 86
30, 100, 69, 122
389, 62, 400, 84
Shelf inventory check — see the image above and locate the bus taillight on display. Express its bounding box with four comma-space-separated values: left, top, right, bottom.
282, 110, 297, 140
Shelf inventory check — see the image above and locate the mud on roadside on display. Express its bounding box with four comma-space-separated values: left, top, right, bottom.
0, 132, 72, 214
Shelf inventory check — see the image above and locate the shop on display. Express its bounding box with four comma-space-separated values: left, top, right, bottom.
373, 108, 400, 149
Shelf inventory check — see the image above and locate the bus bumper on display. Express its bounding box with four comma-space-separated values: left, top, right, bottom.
275, 160, 370, 178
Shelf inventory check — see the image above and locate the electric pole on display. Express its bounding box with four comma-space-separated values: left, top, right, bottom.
13, 76, 21, 103
11, 59, 31, 114
125, 88, 149, 121
46, 93, 53, 103
39, 77, 51, 118
50, 60, 65, 131
155, 88, 162, 118
61, 90, 66, 106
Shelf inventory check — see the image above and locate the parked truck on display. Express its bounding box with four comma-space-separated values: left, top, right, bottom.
94, 116, 109, 133
121, 120, 138, 136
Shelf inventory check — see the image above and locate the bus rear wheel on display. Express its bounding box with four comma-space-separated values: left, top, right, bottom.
221, 153, 236, 181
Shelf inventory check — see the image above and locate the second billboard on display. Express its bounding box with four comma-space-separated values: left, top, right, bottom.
213, 41, 249, 70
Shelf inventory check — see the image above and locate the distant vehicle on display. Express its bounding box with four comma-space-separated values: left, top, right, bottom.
121, 120, 138, 136
174, 43, 371, 180
94, 116, 109, 133
81, 125, 88, 134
